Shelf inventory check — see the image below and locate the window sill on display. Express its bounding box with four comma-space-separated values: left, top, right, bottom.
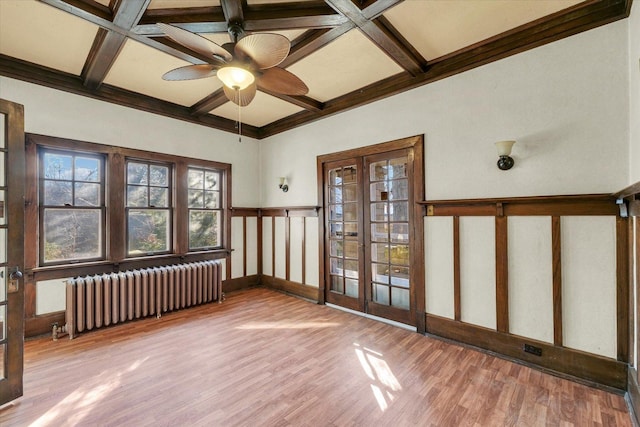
28, 249, 230, 280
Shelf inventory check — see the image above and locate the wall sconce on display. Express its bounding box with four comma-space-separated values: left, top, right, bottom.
495, 140, 516, 171
279, 177, 289, 192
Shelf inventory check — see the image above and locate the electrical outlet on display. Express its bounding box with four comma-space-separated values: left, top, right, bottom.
523, 344, 542, 356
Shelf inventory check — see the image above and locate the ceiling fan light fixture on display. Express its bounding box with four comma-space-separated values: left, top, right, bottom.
217, 66, 255, 90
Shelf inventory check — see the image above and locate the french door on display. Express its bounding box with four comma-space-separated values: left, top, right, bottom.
321, 137, 423, 327
0, 99, 25, 406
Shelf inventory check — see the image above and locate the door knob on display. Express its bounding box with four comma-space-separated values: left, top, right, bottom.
8, 266, 22, 293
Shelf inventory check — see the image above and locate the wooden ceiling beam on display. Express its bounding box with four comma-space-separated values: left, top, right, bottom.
280, 23, 354, 67
81, 0, 151, 90
137, 7, 227, 34
135, 3, 345, 35
135, 22, 229, 36
362, 16, 426, 75
221, 0, 245, 24
324, 0, 425, 75
191, 88, 323, 115
191, 90, 228, 115
243, 2, 346, 30
259, 90, 324, 112
39, 0, 113, 21
39, 0, 116, 30
361, 0, 402, 20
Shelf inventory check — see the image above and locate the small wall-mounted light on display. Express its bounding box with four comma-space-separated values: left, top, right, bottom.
495, 140, 516, 171
279, 177, 289, 192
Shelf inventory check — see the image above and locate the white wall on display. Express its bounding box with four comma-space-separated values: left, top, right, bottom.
629, 4, 640, 183
0, 77, 261, 207
260, 20, 629, 206
625, 3, 640, 370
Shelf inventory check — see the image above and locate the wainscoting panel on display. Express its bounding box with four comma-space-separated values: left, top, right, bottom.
459, 216, 496, 329
507, 216, 553, 343
246, 217, 258, 276
290, 217, 304, 283
262, 217, 273, 276
35, 278, 67, 315
231, 217, 244, 279
274, 217, 286, 279
305, 217, 319, 287
424, 216, 454, 319
562, 216, 617, 359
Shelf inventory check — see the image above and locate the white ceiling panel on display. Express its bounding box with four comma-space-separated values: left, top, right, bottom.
248, 0, 315, 4
287, 29, 404, 102
0, 0, 100, 76
104, 39, 222, 107
384, 0, 584, 60
148, 0, 220, 9
211, 91, 304, 127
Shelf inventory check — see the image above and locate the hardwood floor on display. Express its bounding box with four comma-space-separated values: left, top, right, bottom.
0, 288, 632, 426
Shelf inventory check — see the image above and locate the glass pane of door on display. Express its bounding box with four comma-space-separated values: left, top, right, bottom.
369, 157, 410, 310
328, 165, 359, 298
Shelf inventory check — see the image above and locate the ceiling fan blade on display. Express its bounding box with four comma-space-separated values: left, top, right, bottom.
258, 67, 309, 96
223, 83, 257, 107
162, 64, 218, 81
158, 23, 232, 62
235, 34, 290, 69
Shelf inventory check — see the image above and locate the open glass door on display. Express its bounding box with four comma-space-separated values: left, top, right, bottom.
0, 99, 25, 406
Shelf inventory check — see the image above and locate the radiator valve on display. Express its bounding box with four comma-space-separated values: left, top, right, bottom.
52, 322, 69, 341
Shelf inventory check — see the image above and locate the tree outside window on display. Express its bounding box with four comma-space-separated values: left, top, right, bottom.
188, 167, 221, 250
126, 161, 171, 256
40, 150, 105, 264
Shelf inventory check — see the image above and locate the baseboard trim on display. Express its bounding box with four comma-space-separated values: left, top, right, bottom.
426, 313, 627, 391
223, 274, 260, 293
25, 312, 65, 338
260, 275, 319, 302
628, 368, 640, 426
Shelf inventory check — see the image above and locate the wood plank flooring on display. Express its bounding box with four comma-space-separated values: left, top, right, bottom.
0, 288, 632, 426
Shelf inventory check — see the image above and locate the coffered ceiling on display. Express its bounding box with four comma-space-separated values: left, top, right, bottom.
0, 0, 632, 139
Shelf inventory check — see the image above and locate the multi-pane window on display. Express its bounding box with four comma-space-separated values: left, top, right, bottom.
39, 149, 105, 264
188, 167, 221, 250
33, 135, 230, 268
126, 161, 171, 256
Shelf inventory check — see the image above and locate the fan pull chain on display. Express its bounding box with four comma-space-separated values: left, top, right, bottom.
235, 86, 242, 143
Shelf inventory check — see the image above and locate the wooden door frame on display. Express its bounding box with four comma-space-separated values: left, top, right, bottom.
0, 98, 25, 404
317, 135, 425, 332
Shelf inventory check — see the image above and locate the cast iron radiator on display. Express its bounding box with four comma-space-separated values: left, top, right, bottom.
62, 260, 223, 339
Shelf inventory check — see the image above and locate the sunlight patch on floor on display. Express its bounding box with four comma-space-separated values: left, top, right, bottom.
29, 357, 148, 427
354, 343, 402, 412
236, 321, 340, 330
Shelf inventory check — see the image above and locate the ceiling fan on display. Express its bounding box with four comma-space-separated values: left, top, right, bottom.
158, 22, 309, 107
